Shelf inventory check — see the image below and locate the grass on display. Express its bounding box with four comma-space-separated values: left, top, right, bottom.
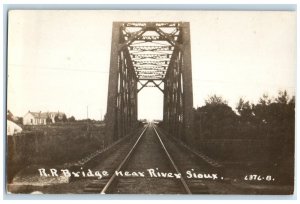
7, 121, 105, 183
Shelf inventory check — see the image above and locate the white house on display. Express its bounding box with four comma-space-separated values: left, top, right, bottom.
23, 111, 66, 125
23, 111, 48, 125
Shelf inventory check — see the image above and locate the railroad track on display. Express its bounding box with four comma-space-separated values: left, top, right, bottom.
83, 123, 194, 194
83, 124, 149, 194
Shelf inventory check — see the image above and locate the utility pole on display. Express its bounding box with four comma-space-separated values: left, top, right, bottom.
87, 106, 89, 119
100, 109, 103, 121
86, 106, 90, 138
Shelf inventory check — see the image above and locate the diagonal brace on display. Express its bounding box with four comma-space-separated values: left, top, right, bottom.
152, 80, 164, 93
137, 80, 150, 93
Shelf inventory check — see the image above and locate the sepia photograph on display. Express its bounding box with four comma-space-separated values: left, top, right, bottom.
6, 10, 296, 195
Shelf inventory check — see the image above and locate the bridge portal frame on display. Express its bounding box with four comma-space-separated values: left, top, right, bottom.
105, 22, 194, 146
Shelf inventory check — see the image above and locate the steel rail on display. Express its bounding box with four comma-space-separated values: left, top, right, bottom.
100, 125, 148, 194
152, 125, 192, 194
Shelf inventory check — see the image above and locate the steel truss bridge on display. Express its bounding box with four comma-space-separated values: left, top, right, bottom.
105, 22, 194, 146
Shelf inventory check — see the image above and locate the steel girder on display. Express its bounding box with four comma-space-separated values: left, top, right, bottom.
105, 22, 138, 145
105, 22, 193, 145
163, 23, 194, 144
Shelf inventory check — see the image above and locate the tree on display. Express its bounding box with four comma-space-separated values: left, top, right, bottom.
236, 98, 253, 120
275, 90, 289, 104
62, 114, 67, 122
54, 113, 67, 123
252, 94, 272, 125
15, 117, 23, 125
251, 91, 295, 140
205, 94, 227, 105
46, 116, 53, 124
68, 116, 76, 122
258, 93, 272, 106
253, 91, 293, 125
54, 115, 59, 123
289, 95, 295, 105
195, 95, 237, 139
193, 92, 295, 185
7, 110, 13, 121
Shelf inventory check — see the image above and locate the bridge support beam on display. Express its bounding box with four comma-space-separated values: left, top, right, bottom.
105, 22, 138, 146
163, 22, 194, 145
181, 22, 194, 145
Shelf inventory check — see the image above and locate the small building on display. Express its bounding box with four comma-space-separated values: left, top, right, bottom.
23, 111, 66, 125
23, 111, 47, 125
7, 120, 22, 136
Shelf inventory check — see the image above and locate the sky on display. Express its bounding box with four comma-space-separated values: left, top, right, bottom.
7, 10, 296, 120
